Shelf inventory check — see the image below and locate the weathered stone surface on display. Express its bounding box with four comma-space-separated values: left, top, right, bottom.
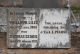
0, 32, 80, 54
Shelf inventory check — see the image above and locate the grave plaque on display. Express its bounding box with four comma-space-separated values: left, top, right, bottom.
7, 8, 70, 48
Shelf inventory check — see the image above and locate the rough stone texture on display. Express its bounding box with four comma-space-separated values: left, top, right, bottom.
0, 0, 66, 8
0, 32, 80, 54
70, 0, 80, 6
